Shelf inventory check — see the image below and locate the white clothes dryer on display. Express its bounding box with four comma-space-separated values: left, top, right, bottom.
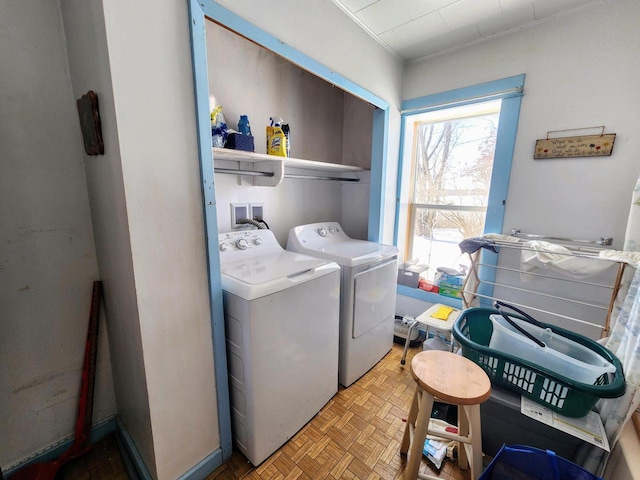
287, 222, 398, 387
218, 229, 340, 466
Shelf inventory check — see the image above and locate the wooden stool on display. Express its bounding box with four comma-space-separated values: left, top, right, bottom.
400, 350, 491, 480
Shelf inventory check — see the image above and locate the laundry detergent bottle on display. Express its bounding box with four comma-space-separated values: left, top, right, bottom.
238, 115, 252, 136
266, 116, 287, 157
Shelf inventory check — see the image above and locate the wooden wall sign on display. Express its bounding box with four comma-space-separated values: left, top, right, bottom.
76, 90, 105, 155
534, 133, 615, 159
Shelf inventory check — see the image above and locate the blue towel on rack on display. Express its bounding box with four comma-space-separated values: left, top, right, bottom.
459, 237, 498, 254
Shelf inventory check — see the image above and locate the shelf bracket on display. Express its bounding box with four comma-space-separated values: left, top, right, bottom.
239, 160, 284, 187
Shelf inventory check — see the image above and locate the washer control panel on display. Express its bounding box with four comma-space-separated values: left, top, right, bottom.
218, 230, 282, 263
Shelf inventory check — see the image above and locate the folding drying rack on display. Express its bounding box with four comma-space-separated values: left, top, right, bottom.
460, 231, 633, 340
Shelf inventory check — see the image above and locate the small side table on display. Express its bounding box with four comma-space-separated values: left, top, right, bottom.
400, 303, 462, 365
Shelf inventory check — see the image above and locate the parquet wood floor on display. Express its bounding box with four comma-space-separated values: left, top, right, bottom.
208, 343, 471, 480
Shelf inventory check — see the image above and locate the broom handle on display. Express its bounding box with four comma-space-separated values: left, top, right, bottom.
60, 281, 102, 461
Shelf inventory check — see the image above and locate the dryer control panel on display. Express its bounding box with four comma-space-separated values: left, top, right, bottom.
218, 230, 283, 263
287, 222, 399, 268
289, 221, 349, 246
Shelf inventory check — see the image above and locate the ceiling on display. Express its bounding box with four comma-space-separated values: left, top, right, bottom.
331, 0, 604, 62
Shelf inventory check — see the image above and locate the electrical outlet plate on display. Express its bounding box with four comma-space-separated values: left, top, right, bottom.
231, 203, 249, 228
250, 203, 264, 221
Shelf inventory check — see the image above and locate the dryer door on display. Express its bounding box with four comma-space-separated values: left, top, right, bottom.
352, 258, 397, 338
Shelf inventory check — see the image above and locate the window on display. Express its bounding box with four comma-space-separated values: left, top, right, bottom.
396, 75, 525, 301
407, 100, 501, 279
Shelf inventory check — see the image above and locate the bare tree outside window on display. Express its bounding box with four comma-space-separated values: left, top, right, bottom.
408, 105, 500, 280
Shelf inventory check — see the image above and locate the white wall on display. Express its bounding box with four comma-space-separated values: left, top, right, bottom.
215, 171, 353, 246
61, 0, 221, 479
403, 0, 640, 250
58, 0, 157, 474
0, 0, 117, 469
99, 1, 221, 478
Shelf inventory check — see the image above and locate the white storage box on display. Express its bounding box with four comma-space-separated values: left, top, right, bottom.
488, 314, 616, 385
397, 263, 427, 288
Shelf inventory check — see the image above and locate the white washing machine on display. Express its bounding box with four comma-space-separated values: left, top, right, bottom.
287, 222, 398, 387
218, 229, 340, 466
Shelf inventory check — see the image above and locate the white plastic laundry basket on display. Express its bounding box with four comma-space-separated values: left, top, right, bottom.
489, 314, 616, 385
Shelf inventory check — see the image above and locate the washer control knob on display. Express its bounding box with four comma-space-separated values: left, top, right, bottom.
253, 238, 263, 246
318, 228, 328, 237
235, 238, 249, 250
328, 226, 336, 234
219, 243, 229, 252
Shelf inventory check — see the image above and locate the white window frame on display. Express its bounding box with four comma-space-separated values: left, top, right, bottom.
395, 75, 525, 307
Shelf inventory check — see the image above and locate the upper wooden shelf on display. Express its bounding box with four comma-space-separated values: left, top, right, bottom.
212, 147, 366, 173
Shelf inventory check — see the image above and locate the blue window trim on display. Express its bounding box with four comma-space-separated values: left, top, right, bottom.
395, 75, 525, 306
187, 0, 391, 474
369, 107, 390, 241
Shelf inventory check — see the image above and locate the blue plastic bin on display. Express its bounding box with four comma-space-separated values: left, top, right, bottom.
480, 445, 602, 480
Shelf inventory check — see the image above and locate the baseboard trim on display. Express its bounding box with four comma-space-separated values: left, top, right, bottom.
6, 416, 225, 480
116, 417, 224, 480
4, 416, 117, 476
177, 447, 224, 480
115, 418, 153, 480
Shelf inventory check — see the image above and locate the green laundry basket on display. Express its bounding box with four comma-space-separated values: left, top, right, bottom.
452, 307, 625, 418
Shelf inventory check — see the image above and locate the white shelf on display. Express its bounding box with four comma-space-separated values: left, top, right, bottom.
212, 148, 366, 173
